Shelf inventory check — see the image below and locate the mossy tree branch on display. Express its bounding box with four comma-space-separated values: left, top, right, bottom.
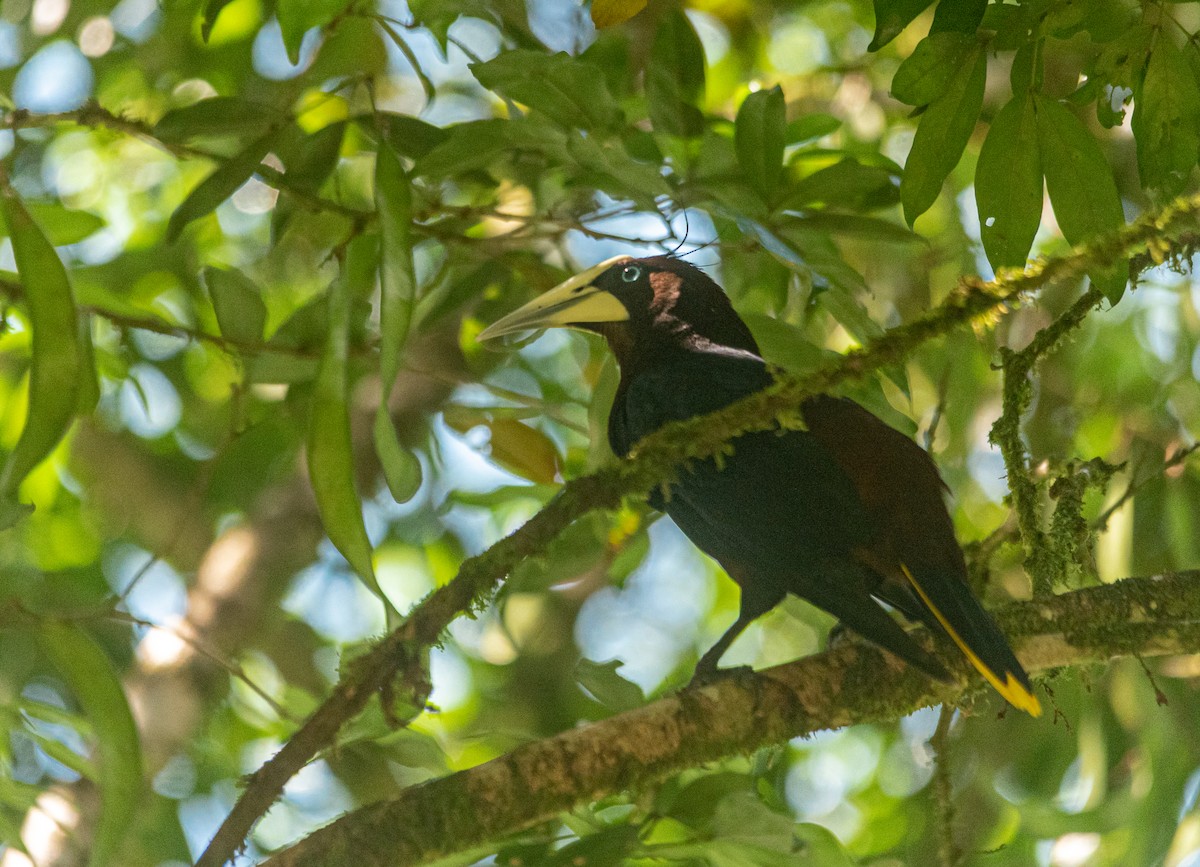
990, 286, 1106, 597
196, 193, 1200, 867
264, 570, 1200, 867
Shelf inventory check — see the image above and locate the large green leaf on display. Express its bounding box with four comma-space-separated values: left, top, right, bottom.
0, 202, 105, 246
0, 187, 85, 519
647, 9, 706, 137
1131, 34, 1200, 197
154, 97, 275, 143
37, 621, 143, 867
891, 32, 977, 107
870, 0, 937, 51
735, 86, 786, 202
1036, 96, 1128, 302
374, 141, 422, 504
307, 276, 379, 591
277, 0, 344, 64
900, 42, 986, 224
166, 127, 280, 243
204, 267, 268, 346
472, 51, 623, 130
976, 92, 1043, 270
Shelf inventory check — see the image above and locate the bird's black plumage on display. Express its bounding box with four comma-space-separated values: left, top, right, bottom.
480, 255, 1040, 715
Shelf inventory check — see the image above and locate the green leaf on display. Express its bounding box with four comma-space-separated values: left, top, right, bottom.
870, 0, 936, 51
742, 313, 830, 373
1035, 96, 1128, 302
282, 120, 345, 195
1131, 34, 1200, 197
891, 32, 977, 107
75, 315, 100, 414
307, 276, 379, 590
712, 791, 795, 852
735, 85, 787, 201
471, 51, 622, 130
785, 212, 923, 245
930, 0, 986, 34
376, 113, 449, 160
575, 658, 644, 712
566, 132, 671, 209
374, 140, 421, 504
277, 0, 344, 64
0, 202, 105, 246
647, 9, 706, 137
200, 0, 234, 41
154, 96, 275, 143
976, 92, 1043, 269
900, 42, 986, 224
375, 141, 416, 389
0, 187, 85, 510
374, 410, 422, 503
787, 158, 899, 211
37, 620, 142, 867
204, 267, 268, 346
412, 119, 513, 179
166, 127, 280, 243
786, 113, 841, 145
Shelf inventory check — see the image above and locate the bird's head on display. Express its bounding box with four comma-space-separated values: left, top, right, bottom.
478, 255, 760, 365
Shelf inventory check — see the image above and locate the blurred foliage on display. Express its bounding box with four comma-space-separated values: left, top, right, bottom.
0, 0, 1197, 865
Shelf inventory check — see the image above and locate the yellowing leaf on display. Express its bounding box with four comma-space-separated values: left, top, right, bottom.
444, 408, 561, 485
591, 0, 647, 28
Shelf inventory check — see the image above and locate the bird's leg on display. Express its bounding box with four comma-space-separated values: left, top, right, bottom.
690, 609, 757, 686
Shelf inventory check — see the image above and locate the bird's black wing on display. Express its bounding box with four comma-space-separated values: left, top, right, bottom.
803, 395, 1040, 714
615, 349, 951, 679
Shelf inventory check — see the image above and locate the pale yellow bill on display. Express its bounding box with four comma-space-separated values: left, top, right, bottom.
477, 255, 632, 342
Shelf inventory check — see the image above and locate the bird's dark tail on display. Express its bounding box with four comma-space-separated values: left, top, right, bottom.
901, 564, 1041, 716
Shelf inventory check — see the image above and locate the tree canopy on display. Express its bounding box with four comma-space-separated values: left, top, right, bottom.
2, 0, 1200, 865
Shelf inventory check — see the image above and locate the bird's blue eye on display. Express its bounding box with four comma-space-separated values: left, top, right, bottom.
621, 265, 642, 283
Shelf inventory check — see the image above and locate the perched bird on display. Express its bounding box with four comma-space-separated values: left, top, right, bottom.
479, 255, 1041, 716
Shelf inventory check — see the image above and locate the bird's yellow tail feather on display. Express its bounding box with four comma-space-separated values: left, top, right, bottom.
900, 565, 1042, 717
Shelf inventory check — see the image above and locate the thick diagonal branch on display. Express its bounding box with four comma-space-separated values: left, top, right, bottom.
266, 570, 1200, 867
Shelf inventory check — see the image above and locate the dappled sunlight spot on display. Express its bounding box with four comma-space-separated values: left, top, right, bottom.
13, 41, 92, 112
231, 652, 286, 725
78, 16, 115, 57
152, 753, 198, 799
1056, 756, 1097, 815
6, 790, 78, 867
576, 519, 712, 690
478, 620, 518, 665
119, 363, 182, 438
252, 18, 318, 81
32, 0, 69, 35
687, 10, 728, 64
1049, 832, 1101, 866
231, 175, 279, 215
429, 646, 473, 711
110, 0, 159, 42
195, 526, 259, 604
104, 548, 187, 622
0, 23, 19, 68
179, 781, 238, 862
137, 621, 191, 670
284, 560, 386, 643
253, 760, 352, 852
877, 736, 934, 798
502, 592, 550, 653
375, 544, 435, 615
